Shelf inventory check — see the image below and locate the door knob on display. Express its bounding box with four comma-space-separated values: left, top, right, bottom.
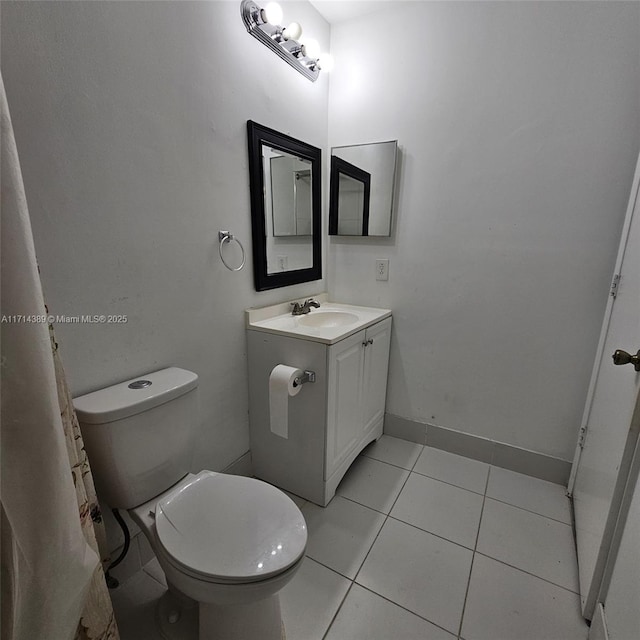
612, 349, 640, 372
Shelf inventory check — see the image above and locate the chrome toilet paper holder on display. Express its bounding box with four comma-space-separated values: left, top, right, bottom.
293, 370, 316, 387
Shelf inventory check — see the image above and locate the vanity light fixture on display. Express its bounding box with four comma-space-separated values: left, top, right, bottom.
240, 0, 331, 82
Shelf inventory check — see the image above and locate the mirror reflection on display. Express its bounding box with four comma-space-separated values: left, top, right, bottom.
263, 148, 313, 275
266, 149, 313, 237
247, 121, 322, 291
329, 140, 398, 237
329, 156, 371, 236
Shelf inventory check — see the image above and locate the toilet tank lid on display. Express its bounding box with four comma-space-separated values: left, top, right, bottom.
73, 367, 198, 424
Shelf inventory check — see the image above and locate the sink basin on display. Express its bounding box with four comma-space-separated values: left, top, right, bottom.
297, 311, 359, 328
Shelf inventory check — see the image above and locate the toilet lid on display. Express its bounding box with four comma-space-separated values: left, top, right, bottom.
155, 471, 307, 583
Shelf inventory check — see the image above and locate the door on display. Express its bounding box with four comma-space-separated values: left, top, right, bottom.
362, 317, 392, 436
571, 154, 640, 619
325, 330, 366, 479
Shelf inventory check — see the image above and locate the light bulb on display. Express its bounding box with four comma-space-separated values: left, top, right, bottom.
302, 37, 320, 60
262, 2, 283, 25
283, 21, 302, 41
318, 53, 334, 72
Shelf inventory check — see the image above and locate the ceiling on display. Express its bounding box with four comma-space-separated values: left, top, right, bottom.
308, 0, 391, 25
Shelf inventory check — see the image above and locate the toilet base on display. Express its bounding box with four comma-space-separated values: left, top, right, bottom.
156, 590, 198, 640
200, 595, 284, 640
155, 588, 285, 640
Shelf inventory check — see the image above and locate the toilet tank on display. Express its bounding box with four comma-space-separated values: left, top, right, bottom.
74, 367, 199, 509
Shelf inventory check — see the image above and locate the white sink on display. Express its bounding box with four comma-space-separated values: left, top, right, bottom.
246, 295, 391, 344
297, 311, 359, 328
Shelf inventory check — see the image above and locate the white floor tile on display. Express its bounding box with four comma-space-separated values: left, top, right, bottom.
391, 473, 484, 549
487, 467, 572, 524
142, 557, 167, 587
108, 539, 142, 585
461, 554, 588, 640
326, 583, 456, 640
109, 570, 165, 640
283, 489, 307, 510
302, 496, 386, 578
357, 518, 473, 635
137, 532, 156, 567
280, 557, 350, 640
362, 435, 424, 470
414, 447, 490, 494
337, 456, 410, 513
477, 498, 579, 592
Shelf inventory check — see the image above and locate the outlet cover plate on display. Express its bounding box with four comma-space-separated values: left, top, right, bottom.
375, 259, 389, 281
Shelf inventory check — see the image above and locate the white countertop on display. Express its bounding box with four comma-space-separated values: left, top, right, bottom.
246, 295, 391, 345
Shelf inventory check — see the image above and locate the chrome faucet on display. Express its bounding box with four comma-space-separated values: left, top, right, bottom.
291, 298, 321, 315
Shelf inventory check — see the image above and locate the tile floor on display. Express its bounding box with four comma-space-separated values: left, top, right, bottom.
110, 435, 589, 640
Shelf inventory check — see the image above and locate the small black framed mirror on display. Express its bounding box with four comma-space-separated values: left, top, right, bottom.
247, 121, 322, 291
329, 156, 371, 236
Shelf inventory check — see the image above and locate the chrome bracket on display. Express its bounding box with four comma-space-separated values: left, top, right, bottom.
293, 370, 316, 387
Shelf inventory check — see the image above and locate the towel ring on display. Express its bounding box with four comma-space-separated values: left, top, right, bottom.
218, 231, 246, 272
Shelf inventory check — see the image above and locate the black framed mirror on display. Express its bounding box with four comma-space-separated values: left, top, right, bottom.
329, 156, 371, 236
247, 121, 322, 291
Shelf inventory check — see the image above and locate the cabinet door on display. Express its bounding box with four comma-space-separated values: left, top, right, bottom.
325, 330, 366, 479
362, 317, 392, 436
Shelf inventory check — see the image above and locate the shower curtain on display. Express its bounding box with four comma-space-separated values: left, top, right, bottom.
1, 75, 119, 639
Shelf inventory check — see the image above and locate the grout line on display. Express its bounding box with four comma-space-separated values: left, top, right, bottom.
483, 495, 573, 526
456, 465, 491, 637
336, 491, 482, 555
473, 552, 581, 595
360, 451, 423, 473
384, 514, 478, 552
330, 445, 458, 637
302, 554, 354, 582
303, 555, 354, 582
409, 467, 488, 496
456, 553, 476, 639
317, 442, 422, 640
331, 493, 390, 516
338, 491, 403, 519
350, 454, 416, 585
321, 581, 354, 640
354, 583, 460, 638
141, 567, 167, 588
326, 462, 457, 638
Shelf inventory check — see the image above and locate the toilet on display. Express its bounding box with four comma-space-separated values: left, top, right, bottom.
74, 367, 307, 640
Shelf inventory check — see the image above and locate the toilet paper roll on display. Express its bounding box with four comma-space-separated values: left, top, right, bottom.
269, 364, 303, 439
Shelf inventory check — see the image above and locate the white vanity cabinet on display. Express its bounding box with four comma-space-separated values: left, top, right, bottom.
246, 306, 391, 507
326, 319, 392, 481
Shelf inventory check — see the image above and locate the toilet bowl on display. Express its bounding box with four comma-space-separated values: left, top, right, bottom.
73, 367, 307, 640
130, 471, 307, 639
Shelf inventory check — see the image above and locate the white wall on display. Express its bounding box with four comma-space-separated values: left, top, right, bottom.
1, 0, 330, 475
4, 1, 639, 472
327, 1, 640, 460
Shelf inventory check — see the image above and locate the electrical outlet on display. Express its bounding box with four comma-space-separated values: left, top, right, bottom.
375, 258, 389, 281
278, 255, 288, 271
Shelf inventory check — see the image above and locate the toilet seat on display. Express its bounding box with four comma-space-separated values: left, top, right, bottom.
154, 471, 307, 584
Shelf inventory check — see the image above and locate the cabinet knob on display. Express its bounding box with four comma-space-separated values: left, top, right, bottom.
362, 338, 374, 346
